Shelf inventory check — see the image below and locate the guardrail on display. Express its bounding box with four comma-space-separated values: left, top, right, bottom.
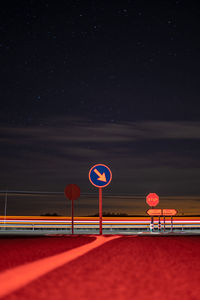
0, 217, 200, 232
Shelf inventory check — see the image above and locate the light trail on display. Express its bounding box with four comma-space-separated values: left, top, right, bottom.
0, 235, 119, 298
0, 216, 200, 230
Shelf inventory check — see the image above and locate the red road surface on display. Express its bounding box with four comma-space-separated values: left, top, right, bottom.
0, 236, 200, 300
0, 236, 95, 272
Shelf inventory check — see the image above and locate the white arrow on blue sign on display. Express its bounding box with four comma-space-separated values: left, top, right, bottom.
89, 164, 112, 188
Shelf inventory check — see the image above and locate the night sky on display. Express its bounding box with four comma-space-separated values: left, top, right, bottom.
1, 1, 200, 215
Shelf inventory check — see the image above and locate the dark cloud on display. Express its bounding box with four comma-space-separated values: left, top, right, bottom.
1, 119, 200, 202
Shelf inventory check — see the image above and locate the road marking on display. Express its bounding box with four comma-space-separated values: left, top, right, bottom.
0, 235, 119, 298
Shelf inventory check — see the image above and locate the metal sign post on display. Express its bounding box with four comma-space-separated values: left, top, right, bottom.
99, 188, 102, 235
150, 208, 154, 232
4, 190, 8, 230
71, 199, 74, 235
64, 184, 80, 235
171, 216, 173, 232
164, 216, 166, 232
150, 216, 154, 232
158, 216, 161, 231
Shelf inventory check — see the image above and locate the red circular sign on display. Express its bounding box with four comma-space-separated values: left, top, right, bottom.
146, 193, 159, 207
64, 184, 80, 201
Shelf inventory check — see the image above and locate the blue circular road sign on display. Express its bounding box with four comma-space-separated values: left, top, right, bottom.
89, 164, 112, 188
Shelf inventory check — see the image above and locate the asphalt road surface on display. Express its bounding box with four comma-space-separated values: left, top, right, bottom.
0, 235, 199, 300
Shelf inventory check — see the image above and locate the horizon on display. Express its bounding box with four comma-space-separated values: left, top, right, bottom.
0, 191, 200, 217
